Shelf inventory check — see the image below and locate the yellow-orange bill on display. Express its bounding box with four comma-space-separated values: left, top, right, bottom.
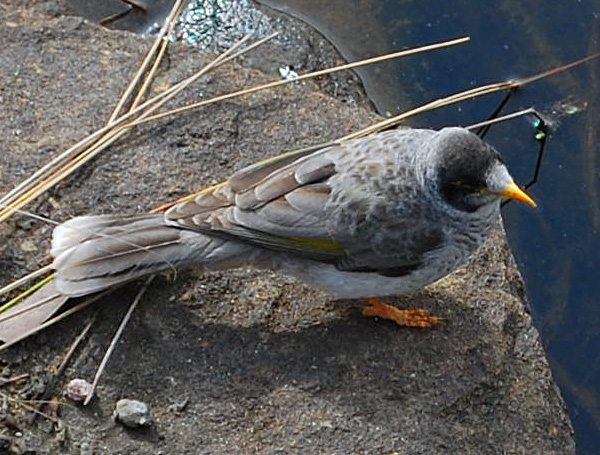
499, 181, 537, 207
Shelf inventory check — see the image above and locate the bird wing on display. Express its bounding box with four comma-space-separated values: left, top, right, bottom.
166, 130, 445, 273
165, 142, 346, 261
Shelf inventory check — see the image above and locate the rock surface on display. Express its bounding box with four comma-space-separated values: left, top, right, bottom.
0, 2, 575, 454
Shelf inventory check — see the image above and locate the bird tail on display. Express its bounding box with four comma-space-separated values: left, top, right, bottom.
51, 214, 249, 297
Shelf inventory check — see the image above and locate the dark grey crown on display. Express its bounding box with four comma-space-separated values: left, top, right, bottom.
434, 128, 503, 212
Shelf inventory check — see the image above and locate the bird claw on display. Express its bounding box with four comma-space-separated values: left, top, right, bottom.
362, 297, 442, 328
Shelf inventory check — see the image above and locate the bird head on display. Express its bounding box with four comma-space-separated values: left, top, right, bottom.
433, 127, 536, 213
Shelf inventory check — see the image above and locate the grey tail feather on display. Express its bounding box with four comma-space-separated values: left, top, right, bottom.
51, 214, 248, 297
0, 280, 68, 343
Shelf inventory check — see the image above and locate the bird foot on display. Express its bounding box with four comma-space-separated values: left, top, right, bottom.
362, 297, 442, 328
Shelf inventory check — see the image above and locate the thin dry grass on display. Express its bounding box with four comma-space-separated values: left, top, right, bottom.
83, 276, 154, 405
0, 15, 597, 353
0, 13, 475, 399
0, 35, 467, 224
108, 0, 186, 122
129, 36, 471, 127
0, 35, 472, 306
0, 296, 102, 353
0, 33, 265, 224
1, 53, 597, 316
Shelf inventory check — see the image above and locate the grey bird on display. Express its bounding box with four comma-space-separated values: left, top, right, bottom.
50, 127, 535, 327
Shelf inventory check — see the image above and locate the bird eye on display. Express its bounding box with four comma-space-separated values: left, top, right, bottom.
453, 181, 475, 191
451, 180, 486, 194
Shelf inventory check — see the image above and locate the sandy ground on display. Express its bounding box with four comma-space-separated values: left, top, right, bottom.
0, 2, 575, 454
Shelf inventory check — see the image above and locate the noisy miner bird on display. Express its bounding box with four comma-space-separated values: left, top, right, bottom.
51, 127, 536, 327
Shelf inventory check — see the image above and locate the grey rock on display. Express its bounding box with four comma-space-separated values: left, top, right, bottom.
114, 399, 153, 428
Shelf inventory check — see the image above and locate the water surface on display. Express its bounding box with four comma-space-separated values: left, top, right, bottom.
257, 1, 600, 453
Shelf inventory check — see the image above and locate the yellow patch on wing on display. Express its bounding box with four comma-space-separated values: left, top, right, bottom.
287, 236, 345, 253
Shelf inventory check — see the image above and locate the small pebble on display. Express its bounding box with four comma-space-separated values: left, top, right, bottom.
19, 239, 37, 253
65, 378, 93, 403
15, 217, 35, 230
167, 397, 189, 413
80, 441, 92, 455
114, 399, 153, 428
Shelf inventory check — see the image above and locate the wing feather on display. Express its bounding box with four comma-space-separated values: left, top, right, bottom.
228, 141, 339, 193
164, 130, 445, 272
164, 143, 345, 261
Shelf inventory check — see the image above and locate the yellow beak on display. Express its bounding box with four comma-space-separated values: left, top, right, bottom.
498, 181, 537, 207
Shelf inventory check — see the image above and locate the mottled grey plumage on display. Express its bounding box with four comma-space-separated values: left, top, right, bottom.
52, 127, 531, 299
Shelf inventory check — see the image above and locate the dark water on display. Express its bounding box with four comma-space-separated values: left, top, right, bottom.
258, 1, 600, 453
67, 0, 600, 452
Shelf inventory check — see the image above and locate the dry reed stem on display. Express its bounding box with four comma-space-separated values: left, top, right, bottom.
0, 1, 185, 216
0, 293, 107, 354
0, 265, 53, 300
109, 0, 186, 121
129, 2, 187, 110
1, 52, 595, 304
0, 273, 56, 315
464, 108, 539, 131
1, 42, 597, 343
341, 82, 514, 141
130, 36, 470, 127
121, 0, 147, 11
342, 53, 600, 140
0, 392, 69, 427
28, 311, 98, 424
58, 313, 97, 376
0, 30, 246, 219
83, 275, 154, 405
0, 33, 265, 223
20, 33, 261, 205
131, 35, 170, 110
0, 288, 61, 326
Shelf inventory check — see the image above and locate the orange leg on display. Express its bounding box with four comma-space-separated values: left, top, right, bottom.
362, 297, 442, 328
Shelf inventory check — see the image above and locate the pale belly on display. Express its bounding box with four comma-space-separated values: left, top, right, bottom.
278, 245, 466, 299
